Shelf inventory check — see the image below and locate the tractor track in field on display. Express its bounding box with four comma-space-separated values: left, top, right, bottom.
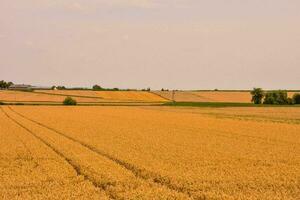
0, 107, 115, 200
7, 106, 198, 199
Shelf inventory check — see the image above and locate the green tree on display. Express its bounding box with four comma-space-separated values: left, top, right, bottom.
293, 93, 300, 104
6, 82, 13, 88
0, 80, 5, 88
0, 80, 14, 89
63, 97, 77, 105
250, 88, 264, 104
92, 85, 103, 90
57, 86, 66, 90
263, 90, 289, 105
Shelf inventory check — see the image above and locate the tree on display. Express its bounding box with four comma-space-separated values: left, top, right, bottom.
0, 80, 5, 88
6, 82, 13, 88
0, 80, 14, 89
263, 90, 289, 105
293, 93, 300, 104
56, 86, 66, 90
250, 88, 264, 104
63, 97, 77, 105
92, 85, 103, 90
287, 97, 294, 105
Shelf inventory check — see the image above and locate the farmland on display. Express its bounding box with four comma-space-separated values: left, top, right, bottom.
0, 90, 167, 105
37, 90, 168, 102
0, 105, 299, 199
154, 91, 297, 103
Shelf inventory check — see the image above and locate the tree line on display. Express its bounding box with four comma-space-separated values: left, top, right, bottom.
251, 88, 300, 105
0, 80, 13, 89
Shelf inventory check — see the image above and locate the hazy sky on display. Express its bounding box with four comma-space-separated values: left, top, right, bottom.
1, 0, 300, 89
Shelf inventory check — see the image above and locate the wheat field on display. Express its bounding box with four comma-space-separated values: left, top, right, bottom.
1, 105, 299, 199
154, 91, 297, 103
0, 90, 167, 104
38, 90, 168, 102
0, 90, 106, 104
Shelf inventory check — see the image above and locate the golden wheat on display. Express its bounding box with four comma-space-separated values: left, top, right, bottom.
2, 105, 298, 199
0, 108, 107, 199
0, 90, 107, 103
38, 90, 167, 102
154, 91, 296, 103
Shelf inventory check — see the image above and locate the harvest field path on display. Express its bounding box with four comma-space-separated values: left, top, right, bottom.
1, 106, 299, 199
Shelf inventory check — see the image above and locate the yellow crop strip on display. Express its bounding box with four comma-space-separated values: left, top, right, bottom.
0, 90, 107, 103
38, 90, 168, 102
5, 105, 299, 199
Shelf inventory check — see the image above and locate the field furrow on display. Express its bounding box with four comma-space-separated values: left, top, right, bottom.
0, 107, 108, 199
9, 106, 300, 199
7, 106, 200, 199
2, 106, 191, 199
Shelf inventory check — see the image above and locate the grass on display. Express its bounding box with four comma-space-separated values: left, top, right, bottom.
163, 101, 300, 107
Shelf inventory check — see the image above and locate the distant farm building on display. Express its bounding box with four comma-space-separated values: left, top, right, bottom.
8, 84, 33, 91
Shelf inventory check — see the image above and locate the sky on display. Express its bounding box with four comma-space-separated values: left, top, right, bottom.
1, 0, 300, 90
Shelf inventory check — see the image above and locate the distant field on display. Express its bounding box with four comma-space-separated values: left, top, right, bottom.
154, 91, 297, 103
0, 90, 107, 103
0, 90, 168, 104
1, 90, 298, 105
37, 90, 168, 102
1, 105, 299, 199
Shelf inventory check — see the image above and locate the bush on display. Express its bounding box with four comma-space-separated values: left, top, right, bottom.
57, 86, 66, 90
263, 90, 289, 105
93, 85, 103, 90
287, 97, 294, 105
63, 97, 77, 105
293, 93, 300, 104
0, 101, 5, 105
250, 88, 264, 104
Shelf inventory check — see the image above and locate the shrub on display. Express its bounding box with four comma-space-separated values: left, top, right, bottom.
93, 85, 103, 90
287, 97, 294, 105
293, 93, 300, 104
57, 86, 66, 90
63, 97, 77, 105
250, 88, 264, 104
263, 90, 288, 105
